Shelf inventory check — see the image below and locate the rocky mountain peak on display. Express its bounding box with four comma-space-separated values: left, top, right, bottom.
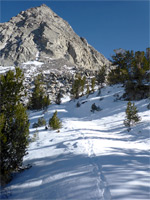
9, 4, 61, 27
0, 4, 110, 70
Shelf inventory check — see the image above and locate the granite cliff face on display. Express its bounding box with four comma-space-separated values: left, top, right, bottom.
0, 4, 110, 69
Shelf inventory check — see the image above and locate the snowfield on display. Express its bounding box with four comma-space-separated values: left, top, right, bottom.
0, 66, 15, 74
2, 85, 150, 200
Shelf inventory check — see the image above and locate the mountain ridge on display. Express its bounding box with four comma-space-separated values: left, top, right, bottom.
0, 4, 110, 70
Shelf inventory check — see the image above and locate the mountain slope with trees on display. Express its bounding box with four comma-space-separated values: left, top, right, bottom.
1, 84, 149, 200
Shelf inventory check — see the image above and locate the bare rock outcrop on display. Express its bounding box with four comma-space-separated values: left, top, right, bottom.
0, 4, 110, 70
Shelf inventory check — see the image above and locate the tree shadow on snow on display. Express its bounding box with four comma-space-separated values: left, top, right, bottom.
97, 148, 150, 200
6, 153, 105, 200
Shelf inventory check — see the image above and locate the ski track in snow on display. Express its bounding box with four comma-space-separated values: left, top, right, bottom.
80, 129, 111, 200
1, 84, 150, 200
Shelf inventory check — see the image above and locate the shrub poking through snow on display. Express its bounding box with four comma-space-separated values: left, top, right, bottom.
91, 103, 101, 113
76, 101, 81, 107
99, 97, 104, 101
32, 117, 46, 128
49, 111, 62, 130
31, 129, 39, 142
124, 101, 141, 127
37, 117, 46, 127
32, 122, 38, 128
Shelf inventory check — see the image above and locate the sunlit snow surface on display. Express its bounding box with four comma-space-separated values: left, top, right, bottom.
0, 60, 44, 75
2, 85, 150, 200
22, 61, 44, 66
0, 66, 15, 74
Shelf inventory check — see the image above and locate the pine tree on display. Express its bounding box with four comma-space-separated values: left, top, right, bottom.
91, 77, 96, 92
86, 84, 90, 96
43, 95, 51, 109
107, 50, 134, 84
49, 111, 62, 130
97, 65, 106, 88
38, 117, 46, 127
134, 51, 145, 69
71, 74, 82, 99
29, 75, 50, 110
0, 68, 29, 184
55, 92, 62, 105
124, 101, 141, 127
108, 48, 149, 86
81, 76, 86, 96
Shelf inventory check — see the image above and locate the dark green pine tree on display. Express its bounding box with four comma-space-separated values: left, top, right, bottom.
49, 111, 62, 130
124, 101, 141, 127
29, 75, 50, 110
134, 51, 145, 69
55, 92, 62, 105
108, 48, 150, 86
81, 76, 86, 96
91, 77, 96, 92
71, 74, 82, 99
107, 50, 134, 84
43, 95, 51, 109
0, 68, 29, 184
97, 65, 106, 88
37, 117, 46, 127
71, 74, 87, 99
86, 84, 90, 97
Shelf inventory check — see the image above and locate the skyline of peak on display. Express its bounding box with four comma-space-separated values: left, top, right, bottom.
0, 1, 149, 59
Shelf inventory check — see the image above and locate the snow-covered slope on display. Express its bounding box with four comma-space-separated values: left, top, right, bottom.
2, 85, 150, 200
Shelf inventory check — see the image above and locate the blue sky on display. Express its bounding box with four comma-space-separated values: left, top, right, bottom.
0, 0, 149, 59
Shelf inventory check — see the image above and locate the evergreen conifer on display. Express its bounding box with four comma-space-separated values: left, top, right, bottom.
81, 76, 86, 96
124, 101, 141, 127
97, 66, 106, 88
38, 117, 46, 127
29, 75, 50, 110
86, 84, 90, 96
71, 74, 86, 99
0, 68, 29, 184
55, 92, 62, 105
91, 78, 96, 92
108, 48, 149, 86
49, 111, 62, 130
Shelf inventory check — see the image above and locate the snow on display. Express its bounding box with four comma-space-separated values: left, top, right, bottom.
0, 42, 7, 50
1, 85, 150, 200
22, 61, 44, 66
20, 60, 45, 78
35, 51, 40, 61
0, 66, 15, 74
